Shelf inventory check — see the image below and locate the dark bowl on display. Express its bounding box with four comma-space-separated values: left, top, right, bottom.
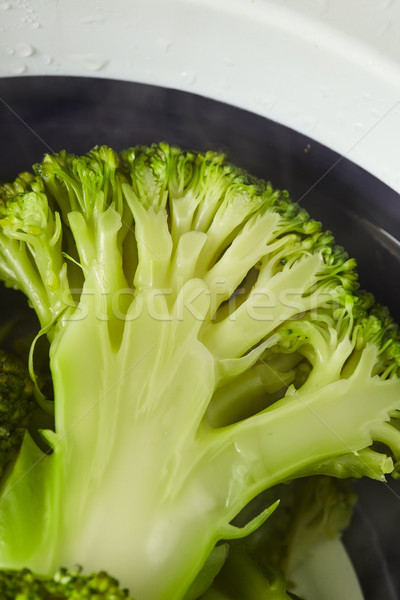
0, 76, 399, 600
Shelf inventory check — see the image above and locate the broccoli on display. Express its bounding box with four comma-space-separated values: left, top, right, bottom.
201, 547, 295, 600
0, 566, 133, 599
203, 476, 355, 599
0, 143, 399, 599
0, 348, 35, 479
202, 476, 356, 600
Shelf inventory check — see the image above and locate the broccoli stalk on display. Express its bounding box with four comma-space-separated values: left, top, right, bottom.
0, 144, 399, 599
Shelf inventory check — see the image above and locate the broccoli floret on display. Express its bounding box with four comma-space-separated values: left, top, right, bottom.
0, 144, 398, 600
202, 477, 356, 600
0, 348, 35, 478
201, 547, 295, 600
0, 566, 134, 599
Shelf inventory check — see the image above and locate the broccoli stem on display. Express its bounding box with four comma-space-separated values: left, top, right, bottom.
0, 237, 52, 326
201, 253, 323, 358
1, 278, 397, 600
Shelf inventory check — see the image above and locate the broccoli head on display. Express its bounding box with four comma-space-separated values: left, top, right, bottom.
0, 144, 398, 600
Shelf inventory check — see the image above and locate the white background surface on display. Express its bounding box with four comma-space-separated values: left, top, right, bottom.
1, 0, 400, 194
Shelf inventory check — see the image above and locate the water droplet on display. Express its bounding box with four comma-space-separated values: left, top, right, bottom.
42, 54, 53, 65
71, 53, 109, 72
5, 46, 14, 55
378, 20, 391, 36
287, 103, 298, 118
303, 116, 316, 132
180, 71, 196, 85
378, 0, 394, 8
10, 63, 27, 74
157, 38, 173, 54
31, 21, 40, 29
259, 97, 276, 111
80, 15, 105, 24
285, 0, 329, 13
1, 2, 11, 9
222, 56, 234, 67
15, 42, 34, 57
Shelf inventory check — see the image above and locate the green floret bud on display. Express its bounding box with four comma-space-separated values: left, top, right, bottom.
0, 566, 134, 599
0, 172, 40, 203
35, 145, 125, 221
0, 349, 35, 479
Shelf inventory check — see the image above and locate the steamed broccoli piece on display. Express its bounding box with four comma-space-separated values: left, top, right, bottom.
0, 348, 35, 478
202, 477, 355, 600
201, 546, 295, 600
0, 566, 134, 599
278, 477, 357, 576
0, 143, 399, 600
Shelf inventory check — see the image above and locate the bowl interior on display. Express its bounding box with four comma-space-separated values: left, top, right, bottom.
0, 76, 399, 599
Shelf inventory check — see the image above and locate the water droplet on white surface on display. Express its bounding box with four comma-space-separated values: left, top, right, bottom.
377, 0, 394, 8
287, 103, 299, 118
259, 97, 276, 110
319, 84, 329, 98
80, 15, 105, 24
15, 42, 34, 57
222, 56, 234, 67
285, 0, 329, 14
5, 46, 14, 55
180, 71, 196, 85
31, 21, 40, 29
377, 20, 391, 36
72, 53, 109, 72
11, 63, 27, 74
157, 38, 173, 54
43, 54, 53, 65
303, 116, 316, 132
1, 2, 11, 9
